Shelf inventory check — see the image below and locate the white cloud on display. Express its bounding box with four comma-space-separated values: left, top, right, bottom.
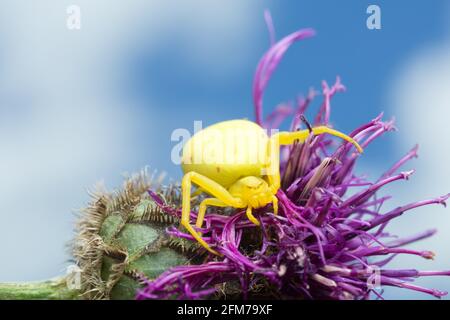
0, 0, 256, 281
386, 8, 450, 299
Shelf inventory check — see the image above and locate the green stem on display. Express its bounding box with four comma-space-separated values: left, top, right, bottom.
0, 276, 81, 300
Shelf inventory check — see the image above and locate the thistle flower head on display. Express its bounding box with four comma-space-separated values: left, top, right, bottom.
137, 14, 450, 300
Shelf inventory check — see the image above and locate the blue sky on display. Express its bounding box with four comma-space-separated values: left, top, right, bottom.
119, 0, 448, 177
0, 1, 449, 299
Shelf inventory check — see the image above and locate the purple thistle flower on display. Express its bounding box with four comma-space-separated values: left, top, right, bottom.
137, 13, 450, 300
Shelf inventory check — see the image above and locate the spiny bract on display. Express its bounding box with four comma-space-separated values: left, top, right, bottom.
72, 170, 196, 299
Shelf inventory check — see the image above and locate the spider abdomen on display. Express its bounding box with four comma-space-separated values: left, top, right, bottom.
181, 119, 270, 188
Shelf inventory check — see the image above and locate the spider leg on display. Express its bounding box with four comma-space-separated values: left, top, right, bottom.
265, 126, 363, 193
180, 220, 219, 256
273, 127, 363, 152
264, 135, 281, 193
272, 195, 278, 215
181, 171, 245, 255
196, 198, 227, 232
191, 187, 204, 198
246, 206, 260, 226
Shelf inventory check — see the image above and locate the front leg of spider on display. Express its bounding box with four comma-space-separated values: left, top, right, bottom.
196, 198, 227, 231
181, 171, 245, 256
266, 125, 362, 183
271, 126, 363, 152
264, 125, 363, 213
246, 206, 260, 226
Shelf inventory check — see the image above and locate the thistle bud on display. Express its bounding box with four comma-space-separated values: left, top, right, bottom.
0, 170, 197, 300
72, 170, 196, 299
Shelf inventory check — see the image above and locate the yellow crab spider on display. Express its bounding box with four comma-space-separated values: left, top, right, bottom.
180, 119, 363, 255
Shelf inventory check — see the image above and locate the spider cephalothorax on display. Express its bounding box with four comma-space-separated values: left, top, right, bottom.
228, 176, 275, 210
180, 119, 362, 255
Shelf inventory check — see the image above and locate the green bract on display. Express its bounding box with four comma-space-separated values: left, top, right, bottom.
72, 170, 198, 299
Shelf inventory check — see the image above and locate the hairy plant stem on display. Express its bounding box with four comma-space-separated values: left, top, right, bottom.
0, 276, 80, 300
